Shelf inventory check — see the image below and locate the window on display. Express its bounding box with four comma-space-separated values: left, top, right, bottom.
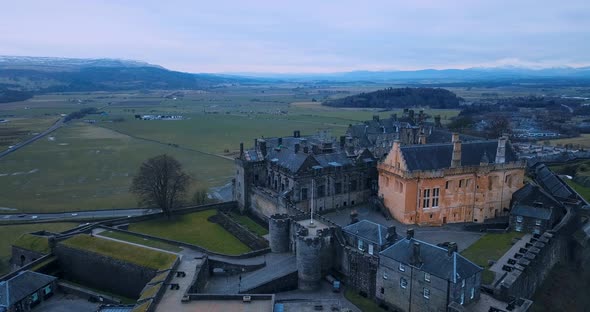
358, 239, 364, 251
381, 287, 385, 294
534, 227, 541, 235
432, 188, 440, 208
301, 188, 308, 200
535, 219, 542, 226
31, 292, 39, 302
368, 244, 374, 255
459, 179, 464, 188
470, 287, 475, 299
460, 292, 465, 304
423, 189, 430, 208
317, 185, 325, 197
516, 224, 523, 232
461, 279, 465, 288
516, 216, 523, 223
445, 181, 450, 189
335, 182, 342, 194
399, 263, 405, 272
424, 272, 431, 282
400, 277, 408, 289
423, 288, 430, 299
383, 273, 388, 280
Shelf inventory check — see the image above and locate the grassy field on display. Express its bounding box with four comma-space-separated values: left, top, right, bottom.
546, 133, 590, 148
0, 222, 77, 275
0, 121, 232, 212
0, 116, 59, 149
61, 234, 177, 270
229, 212, 268, 236
461, 232, 524, 285
99, 230, 183, 253
565, 180, 590, 202
128, 210, 251, 255
344, 289, 387, 312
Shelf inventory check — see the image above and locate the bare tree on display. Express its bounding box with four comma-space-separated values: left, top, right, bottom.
130, 154, 190, 218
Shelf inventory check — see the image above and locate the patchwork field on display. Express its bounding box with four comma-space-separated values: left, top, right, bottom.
546, 133, 590, 148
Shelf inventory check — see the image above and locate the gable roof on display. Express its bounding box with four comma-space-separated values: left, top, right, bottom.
534, 165, 575, 200
380, 238, 482, 282
0, 271, 56, 307
511, 205, 553, 220
511, 183, 562, 220
400, 140, 519, 171
343, 220, 389, 245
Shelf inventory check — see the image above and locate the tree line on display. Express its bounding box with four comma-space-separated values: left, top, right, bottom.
322, 87, 463, 109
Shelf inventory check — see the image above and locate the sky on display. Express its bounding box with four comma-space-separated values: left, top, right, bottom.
1, 0, 589, 73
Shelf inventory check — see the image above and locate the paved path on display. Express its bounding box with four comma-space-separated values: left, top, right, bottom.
157, 256, 204, 312
490, 233, 531, 284
0, 118, 63, 159
0, 208, 159, 223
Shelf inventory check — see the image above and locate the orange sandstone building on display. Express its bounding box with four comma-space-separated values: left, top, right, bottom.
378, 134, 525, 225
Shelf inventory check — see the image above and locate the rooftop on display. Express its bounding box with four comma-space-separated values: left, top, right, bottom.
342, 219, 390, 245
380, 237, 482, 282
0, 271, 57, 307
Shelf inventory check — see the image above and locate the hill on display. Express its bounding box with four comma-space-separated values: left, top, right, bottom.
322, 87, 463, 109
0, 56, 251, 103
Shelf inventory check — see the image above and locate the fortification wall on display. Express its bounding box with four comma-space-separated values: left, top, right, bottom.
54, 244, 159, 298
269, 214, 291, 253
10, 246, 45, 270
212, 211, 269, 250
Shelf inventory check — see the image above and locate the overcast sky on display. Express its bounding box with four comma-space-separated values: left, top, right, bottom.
1, 0, 589, 73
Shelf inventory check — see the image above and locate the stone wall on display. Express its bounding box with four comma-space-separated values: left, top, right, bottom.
212, 211, 268, 250
243, 271, 298, 294
10, 246, 45, 271
54, 244, 159, 298
188, 257, 209, 293
340, 246, 379, 298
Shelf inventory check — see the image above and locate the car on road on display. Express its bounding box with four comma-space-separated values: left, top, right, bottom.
17, 214, 26, 218
31, 216, 38, 219
71, 213, 78, 216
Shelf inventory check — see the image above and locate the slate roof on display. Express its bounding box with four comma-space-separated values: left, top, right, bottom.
0, 271, 56, 307
380, 238, 482, 282
426, 129, 483, 144
511, 205, 553, 220
400, 140, 519, 171
343, 220, 389, 245
534, 165, 575, 200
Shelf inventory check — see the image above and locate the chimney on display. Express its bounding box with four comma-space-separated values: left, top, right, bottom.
495, 135, 507, 164
447, 242, 458, 256
451, 133, 461, 168
408, 110, 415, 121
293, 130, 300, 138
278, 137, 283, 146
303, 146, 309, 154
386, 226, 397, 243
259, 139, 267, 157
406, 228, 414, 239
294, 143, 300, 154
350, 210, 359, 224
434, 115, 442, 128
418, 110, 424, 123
254, 138, 258, 149
418, 129, 426, 145
391, 113, 398, 121
411, 242, 422, 265
239, 142, 244, 157
373, 115, 380, 122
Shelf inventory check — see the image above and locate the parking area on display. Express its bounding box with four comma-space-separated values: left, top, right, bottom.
33, 293, 99, 312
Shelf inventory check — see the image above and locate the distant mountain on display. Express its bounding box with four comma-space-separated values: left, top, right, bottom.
323, 87, 463, 109
0, 56, 253, 101
230, 67, 590, 83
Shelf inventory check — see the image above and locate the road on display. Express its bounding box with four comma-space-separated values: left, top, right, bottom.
0, 118, 63, 159
0, 208, 160, 222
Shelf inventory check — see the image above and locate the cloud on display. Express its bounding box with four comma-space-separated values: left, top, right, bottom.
0, 0, 589, 73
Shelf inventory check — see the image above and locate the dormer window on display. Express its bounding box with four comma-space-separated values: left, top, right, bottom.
399, 263, 405, 272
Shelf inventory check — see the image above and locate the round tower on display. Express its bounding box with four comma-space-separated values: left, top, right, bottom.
296, 234, 322, 290
269, 214, 291, 253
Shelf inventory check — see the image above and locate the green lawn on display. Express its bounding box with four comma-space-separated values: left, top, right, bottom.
128, 210, 251, 255
344, 289, 386, 312
60, 234, 177, 270
0, 222, 76, 275
12, 233, 51, 253
565, 179, 590, 202
99, 230, 183, 253
461, 232, 524, 284
229, 212, 269, 236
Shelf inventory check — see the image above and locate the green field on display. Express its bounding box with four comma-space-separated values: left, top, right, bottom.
128, 210, 251, 255
99, 230, 183, 253
61, 234, 177, 270
229, 212, 268, 236
0, 222, 77, 275
0, 116, 59, 150
461, 232, 524, 285
546, 133, 590, 148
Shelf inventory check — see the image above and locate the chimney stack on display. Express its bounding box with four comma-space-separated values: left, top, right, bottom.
294, 143, 300, 154
259, 139, 267, 157
278, 137, 283, 146
340, 136, 346, 149
418, 129, 426, 145
293, 130, 301, 138
434, 115, 442, 128
239, 142, 244, 157
303, 146, 309, 154
495, 135, 507, 164
391, 113, 398, 121
411, 242, 422, 265
406, 228, 415, 239
386, 226, 397, 243
451, 133, 461, 168
447, 242, 458, 256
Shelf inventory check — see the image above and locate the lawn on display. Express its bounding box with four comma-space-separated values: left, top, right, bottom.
230, 212, 268, 236
0, 121, 233, 212
565, 179, 590, 202
99, 230, 183, 253
0, 222, 76, 275
60, 234, 177, 270
128, 210, 251, 255
461, 231, 524, 285
344, 289, 387, 312
546, 133, 590, 148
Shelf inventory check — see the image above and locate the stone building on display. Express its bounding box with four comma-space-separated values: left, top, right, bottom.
509, 183, 565, 234
378, 134, 526, 225
234, 130, 377, 220
0, 271, 57, 312
376, 230, 482, 312
341, 219, 396, 255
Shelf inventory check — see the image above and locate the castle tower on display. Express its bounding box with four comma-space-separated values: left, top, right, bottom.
269, 214, 291, 253
296, 233, 322, 291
